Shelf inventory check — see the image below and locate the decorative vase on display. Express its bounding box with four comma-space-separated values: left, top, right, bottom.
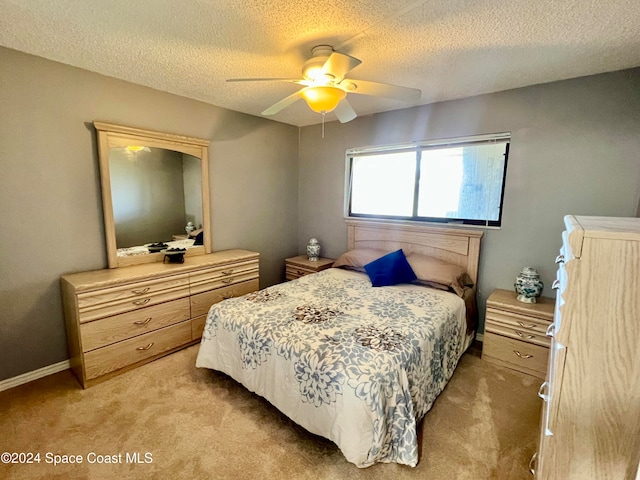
185, 221, 195, 235
306, 238, 320, 261
514, 267, 544, 303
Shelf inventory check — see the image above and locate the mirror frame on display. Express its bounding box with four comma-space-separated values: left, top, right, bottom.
94, 121, 211, 268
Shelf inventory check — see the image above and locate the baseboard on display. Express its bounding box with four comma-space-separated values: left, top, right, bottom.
0, 360, 70, 393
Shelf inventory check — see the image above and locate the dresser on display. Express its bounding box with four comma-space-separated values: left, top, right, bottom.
285, 255, 335, 280
534, 216, 640, 479
482, 289, 555, 379
61, 249, 259, 388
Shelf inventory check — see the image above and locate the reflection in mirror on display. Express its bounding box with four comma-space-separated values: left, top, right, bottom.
94, 122, 210, 268
110, 147, 202, 250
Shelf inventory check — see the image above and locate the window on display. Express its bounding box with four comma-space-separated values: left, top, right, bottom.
346, 134, 510, 227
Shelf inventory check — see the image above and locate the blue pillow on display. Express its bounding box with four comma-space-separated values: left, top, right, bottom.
364, 249, 417, 287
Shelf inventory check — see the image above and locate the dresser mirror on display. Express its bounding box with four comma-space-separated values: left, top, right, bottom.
94, 122, 211, 268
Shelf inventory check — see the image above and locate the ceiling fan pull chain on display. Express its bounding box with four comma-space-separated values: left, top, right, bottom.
322, 112, 325, 138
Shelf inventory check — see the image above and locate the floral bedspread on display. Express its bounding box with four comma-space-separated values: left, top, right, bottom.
195, 268, 470, 467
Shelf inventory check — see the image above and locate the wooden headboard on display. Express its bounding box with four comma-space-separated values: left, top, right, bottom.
346, 219, 483, 286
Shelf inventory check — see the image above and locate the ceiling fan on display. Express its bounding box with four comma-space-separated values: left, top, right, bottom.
227, 45, 421, 123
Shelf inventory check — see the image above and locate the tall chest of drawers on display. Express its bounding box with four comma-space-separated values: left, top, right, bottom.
534, 216, 640, 479
61, 249, 259, 388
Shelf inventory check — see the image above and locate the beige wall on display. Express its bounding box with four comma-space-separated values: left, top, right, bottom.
182, 154, 204, 229
2, 43, 639, 383
298, 68, 640, 333
0, 47, 299, 381
111, 148, 186, 247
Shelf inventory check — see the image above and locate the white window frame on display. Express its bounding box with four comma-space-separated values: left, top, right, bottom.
344, 132, 510, 228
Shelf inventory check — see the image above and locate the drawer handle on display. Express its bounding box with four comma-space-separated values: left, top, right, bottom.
555, 254, 564, 264
221, 278, 233, 284
513, 350, 533, 359
546, 323, 555, 337
529, 452, 538, 475
136, 342, 154, 351
131, 287, 150, 295
297, 270, 305, 275
132, 298, 151, 306
552, 279, 560, 290
222, 269, 234, 275
515, 330, 535, 339
517, 321, 537, 329
537, 381, 549, 400
222, 293, 235, 299
133, 317, 152, 326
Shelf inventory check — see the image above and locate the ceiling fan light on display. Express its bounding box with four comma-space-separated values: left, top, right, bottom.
302, 46, 332, 81
300, 86, 346, 113
126, 145, 148, 152
303, 63, 324, 81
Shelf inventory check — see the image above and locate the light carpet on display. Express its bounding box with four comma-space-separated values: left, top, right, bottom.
0, 345, 540, 479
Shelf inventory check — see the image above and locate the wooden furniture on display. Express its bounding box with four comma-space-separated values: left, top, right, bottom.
534, 216, 640, 479
61, 250, 259, 388
94, 122, 211, 268
285, 255, 335, 280
482, 289, 555, 379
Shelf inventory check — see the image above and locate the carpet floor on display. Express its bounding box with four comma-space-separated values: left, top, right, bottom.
0, 345, 540, 479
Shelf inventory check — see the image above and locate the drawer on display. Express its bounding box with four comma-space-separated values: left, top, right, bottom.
191, 315, 207, 341
190, 260, 259, 295
544, 339, 568, 434
83, 321, 192, 380
78, 284, 190, 323
485, 321, 551, 347
482, 332, 550, 378
486, 307, 552, 336
77, 274, 190, 309
286, 265, 316, 279
553, 263, 573, 346
80, 297, 191, 352
190, 279, 259, 318
286, 262, 333, 279
560, 230, 575, 262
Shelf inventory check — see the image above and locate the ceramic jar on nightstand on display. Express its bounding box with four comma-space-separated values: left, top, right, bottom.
306, 238, 321, 261
514, 267, 544, 303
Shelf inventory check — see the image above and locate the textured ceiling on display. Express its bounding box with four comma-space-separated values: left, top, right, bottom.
1, 0, 639, 127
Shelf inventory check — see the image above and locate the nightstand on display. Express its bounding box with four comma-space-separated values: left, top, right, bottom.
285, 255, 335, 280
482, 288, 555, 379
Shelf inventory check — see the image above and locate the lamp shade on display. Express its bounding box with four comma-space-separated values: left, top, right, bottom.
300, 86, 346, 113
126, 145, 150, 153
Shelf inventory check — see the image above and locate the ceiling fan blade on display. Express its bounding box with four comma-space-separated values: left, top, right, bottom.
226, 78, 301, 83
342, 79, 421, 102
334, 99, 357, 123
322, 52, 362, 81
293, 80, 314, 87
261, 91, 302, 116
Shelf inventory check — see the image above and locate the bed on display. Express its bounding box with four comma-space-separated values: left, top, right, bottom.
196, 220, 483, 467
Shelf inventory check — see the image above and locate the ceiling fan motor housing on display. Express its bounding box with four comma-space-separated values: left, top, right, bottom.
233, 43, 419, 122
302, 45, 334, 81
